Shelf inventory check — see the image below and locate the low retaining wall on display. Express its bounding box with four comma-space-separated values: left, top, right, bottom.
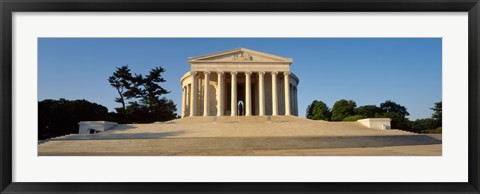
357, 118, 391, 130
78, 121, 118, 134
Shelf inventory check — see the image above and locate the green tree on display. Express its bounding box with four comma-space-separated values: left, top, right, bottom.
379, 100, 410, 130
431, 101, 442, 127
124, 101, 150, 123
331, 99, 357, 121
380, 100, 409, 117
108, 65, 133, 114
38, 99, 108, 140
152, 97, 178, 121
123, 99, 177, 123
111, 66, 177, 123
410, 118, 438, 133
357, 105, 382, 118
138, 67, 169, 113
306, 100, 330, 120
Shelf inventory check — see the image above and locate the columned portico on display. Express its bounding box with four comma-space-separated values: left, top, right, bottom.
180, 48, 299, 117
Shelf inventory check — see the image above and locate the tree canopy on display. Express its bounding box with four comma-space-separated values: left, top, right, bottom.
38, 99, 109, 140
108, 65, 133, 114
409, 118, 438, 133
306, 100, 330, 120
108, 65, 177, 123
409, 101, 442, 133
431, 101, 442, 126
305, 99, 441, 133
380, 100, 409, 117
377, 100, 410, 130
357, 105, 382, 118
331, 99, 357, 121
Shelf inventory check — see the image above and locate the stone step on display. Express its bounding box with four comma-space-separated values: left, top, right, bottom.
39, 116, 421, 155
176, 115, 300, 123
38, 135, 441, 155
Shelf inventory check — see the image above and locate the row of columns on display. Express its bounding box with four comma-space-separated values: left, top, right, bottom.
184, 71, 293, 117
290, 83, 298, 116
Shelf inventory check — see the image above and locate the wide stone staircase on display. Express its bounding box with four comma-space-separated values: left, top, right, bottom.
38, 116, 441, 156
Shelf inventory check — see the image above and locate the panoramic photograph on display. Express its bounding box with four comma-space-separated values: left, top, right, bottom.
37, 38, 442, 156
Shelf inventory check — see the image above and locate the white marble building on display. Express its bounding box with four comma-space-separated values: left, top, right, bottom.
180, 48, 299, 117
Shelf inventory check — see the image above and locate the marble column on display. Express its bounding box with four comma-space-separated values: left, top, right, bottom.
272, 72, 278, 116
284, 72, 291, 116
190, 72, 197, 116
203, 72, 210, 116
292, 86, 295, 115
181, 87, 186, 118
245, 72, 252, 116
185, 84, 192, 116
258, 72, 265, 116
289, 84, 293, 115
294, 86, 298, 115
231, 72, 237, 116
217, 72, 224, 116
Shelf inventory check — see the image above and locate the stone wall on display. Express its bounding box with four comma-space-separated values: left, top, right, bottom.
78, 121, 118, 134
357, 118, 391, 130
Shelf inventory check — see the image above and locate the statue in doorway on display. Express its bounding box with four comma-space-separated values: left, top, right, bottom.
238, 101, 244, 116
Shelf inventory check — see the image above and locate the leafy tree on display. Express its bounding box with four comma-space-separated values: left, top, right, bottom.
38, 99, 71, 140
124, 101, 150, 123
122, 98, 177, 123
109, 66, 176, 123
331, 99, 357, 121
108, 65, 133, 114
357, 105, 382, 118
431, 101, 442, 127
38, 99, 108, 140
306, 100, 330, 120
151, 97, 178, 121
380, 100, 409, 117
410, 118, 438, 133
378, 100, 410, 130
136, 67, 169, 112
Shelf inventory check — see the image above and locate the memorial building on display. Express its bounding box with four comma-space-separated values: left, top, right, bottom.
180, 48, 299, 117
40, 48, 414, 157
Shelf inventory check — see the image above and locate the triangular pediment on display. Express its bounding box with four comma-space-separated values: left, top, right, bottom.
188, 48, 292, 63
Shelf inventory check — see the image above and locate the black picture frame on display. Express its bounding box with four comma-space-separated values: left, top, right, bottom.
1, 0, 479, 193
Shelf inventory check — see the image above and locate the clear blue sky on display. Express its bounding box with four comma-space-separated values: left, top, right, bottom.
38, 38, 441, 120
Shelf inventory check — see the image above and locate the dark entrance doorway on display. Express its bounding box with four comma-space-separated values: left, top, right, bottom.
236, 83, 256, 116
225, 78, 257, 116
237, 84, 245, 116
